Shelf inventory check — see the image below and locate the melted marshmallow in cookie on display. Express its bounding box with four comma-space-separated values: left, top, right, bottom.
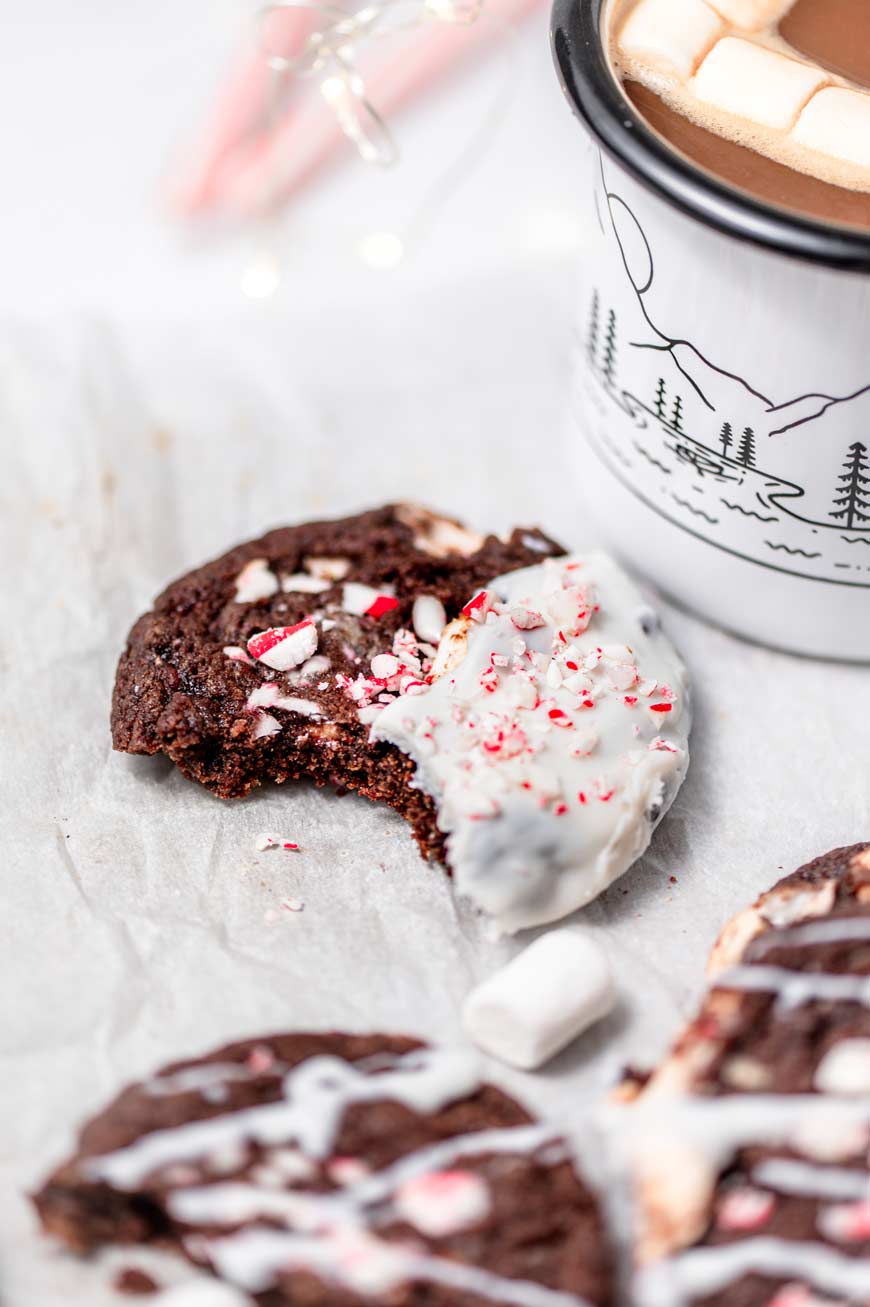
372, 553, 689, 933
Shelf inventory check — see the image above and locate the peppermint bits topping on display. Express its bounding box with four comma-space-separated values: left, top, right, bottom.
341, 582, 399, 618
247, 621, 318, 671
371, 552, 689, 932
462, 590, 494, 622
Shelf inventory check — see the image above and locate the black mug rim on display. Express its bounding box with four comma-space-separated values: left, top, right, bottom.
551, 0, 870, 272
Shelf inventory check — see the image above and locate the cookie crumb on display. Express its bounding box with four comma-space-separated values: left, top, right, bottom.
254, 833, 300, 853
114, 1267, 159, 1295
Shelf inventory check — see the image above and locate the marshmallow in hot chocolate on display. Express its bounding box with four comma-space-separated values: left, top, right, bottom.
611, 0, 870, 196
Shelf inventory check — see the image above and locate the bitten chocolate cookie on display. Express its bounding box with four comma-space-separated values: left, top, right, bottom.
623, 844, 870, 1307
111, 504, 562, 863
35, 1032, 612, 1307
112, 505, 689, 932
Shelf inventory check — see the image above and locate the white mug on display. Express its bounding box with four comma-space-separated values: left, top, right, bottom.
552, 0, 870, 661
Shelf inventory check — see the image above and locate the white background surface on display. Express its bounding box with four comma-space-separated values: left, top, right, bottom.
2, 3, 868, 1304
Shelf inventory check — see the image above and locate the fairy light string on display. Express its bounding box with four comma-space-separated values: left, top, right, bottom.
242, 0, 517, 288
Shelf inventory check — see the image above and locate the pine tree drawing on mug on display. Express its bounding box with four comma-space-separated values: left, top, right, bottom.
586, 290, 600, 364
654, 377, 667, 421
671, 394, 684, 433
830, 441, 870, 529
719, 422, 733, 458
602, 309, 617, 385
737, 427, 756, 467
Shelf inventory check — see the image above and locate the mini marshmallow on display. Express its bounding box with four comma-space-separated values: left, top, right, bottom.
693, 38, 826, 130
618, 0, 723, 80
705, 0, 794, 30
462, 926, 615, 1070
793, 87, 870, 171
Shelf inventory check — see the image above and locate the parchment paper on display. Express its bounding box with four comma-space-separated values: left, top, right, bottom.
3, 266, 868, 1305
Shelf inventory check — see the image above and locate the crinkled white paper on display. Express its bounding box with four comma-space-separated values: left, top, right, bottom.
2, 272, 869, 1306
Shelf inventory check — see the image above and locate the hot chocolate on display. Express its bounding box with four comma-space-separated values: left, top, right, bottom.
608, 0, 870, 228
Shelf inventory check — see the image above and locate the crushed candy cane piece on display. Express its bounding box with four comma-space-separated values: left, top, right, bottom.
395, 1170, 490, 1238
281, 898, 305, 912
252, 712, 282, 739
510, 605, 546, 630
367, 594, 399, 618
341, 583, 400, 618
248, 621, 318, 671
717, 1186, 776, 1232
223, 645, 254, 665
817, 1199, 870, 1244
462, 590, 495, 622
255, 834, 300, 852
371, 653, 400, 680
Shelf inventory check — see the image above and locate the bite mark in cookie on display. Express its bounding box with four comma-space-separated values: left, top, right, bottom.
373, 552, 689, 932
112, 508, 689, 927
111, 505, 562, 865
624, 844, 870, 1307
35, 1032, 612, 1307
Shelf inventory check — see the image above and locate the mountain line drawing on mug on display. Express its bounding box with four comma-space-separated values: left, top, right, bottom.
578, 162, 870, 588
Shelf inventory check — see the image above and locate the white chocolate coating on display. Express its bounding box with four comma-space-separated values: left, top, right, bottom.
372, 553, 689, 933
463, 927, 616, 1069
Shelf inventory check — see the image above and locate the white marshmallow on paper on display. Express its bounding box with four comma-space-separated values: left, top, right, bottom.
705, 0, 794, 30
618, 0, 723, 80
693, 38, 827, 130
793, 87, 870, 170
462, 927, 615, 1070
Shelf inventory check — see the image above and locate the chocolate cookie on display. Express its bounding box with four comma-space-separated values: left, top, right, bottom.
111, 504, 562, 862
623, 844, 870, 1307
35, 1032, 612, 1307
112, 506, 689, 930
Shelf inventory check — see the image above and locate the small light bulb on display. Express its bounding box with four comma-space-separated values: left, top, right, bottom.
320, 75, 347, 105
357, 230, 405, 270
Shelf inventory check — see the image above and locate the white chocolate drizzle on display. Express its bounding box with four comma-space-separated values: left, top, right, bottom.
637, 1238, 870, 1306
85, 1047, 592, 1306
718, 964, 870, 1009
630, 888, 870, 1304
202, 1225, 592, 1306
88, 1047, 481, 1189
753, 1158, 870, 1203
